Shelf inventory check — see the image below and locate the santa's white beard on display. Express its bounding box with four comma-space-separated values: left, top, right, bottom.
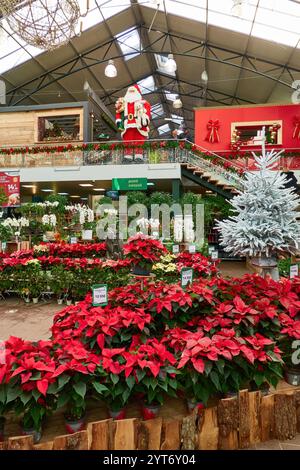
124, 89, 142, 103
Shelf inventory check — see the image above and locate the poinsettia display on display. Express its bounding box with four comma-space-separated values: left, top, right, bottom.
123, 234, 167, 268
1, 236, 300, 437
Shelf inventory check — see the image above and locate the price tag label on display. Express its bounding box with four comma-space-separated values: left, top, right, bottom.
1, 242, 6, 251
211, 250, 219, 260
70, 237, 77, 244
152, 231, 159, 239
92, 284, 108, 307
290, 264, 299, 279
172, 244, 179, 254
208, 246, 215, 255
181, 267, 194, 288
188, 244, 196, 254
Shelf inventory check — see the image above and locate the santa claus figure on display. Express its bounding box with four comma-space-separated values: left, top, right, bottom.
115, 84, 151, 161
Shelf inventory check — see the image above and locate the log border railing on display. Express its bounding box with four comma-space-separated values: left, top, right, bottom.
1, 388, 300, 450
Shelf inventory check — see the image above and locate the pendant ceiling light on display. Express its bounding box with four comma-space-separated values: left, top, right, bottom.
173, 97, 183, 109
104, 60, 117, 78
231, 0, 248, 18
201, 70, 208, 83
165, 54, 177, 74
1, 0, 89, 50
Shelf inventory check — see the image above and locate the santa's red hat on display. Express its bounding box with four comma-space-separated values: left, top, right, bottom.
133, 84, 142, 95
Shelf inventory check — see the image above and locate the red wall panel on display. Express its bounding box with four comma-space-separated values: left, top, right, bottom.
194, 103, 300, 154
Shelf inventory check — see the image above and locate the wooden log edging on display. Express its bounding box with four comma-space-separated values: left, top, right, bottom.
1, 389, 300, 450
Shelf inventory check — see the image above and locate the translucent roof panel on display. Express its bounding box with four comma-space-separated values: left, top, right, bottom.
115, 27, 141, 61
158, 123, 170, 135
137, 75, 156, 94
0, 0, 131, 74
164, 90, 177, 102
151, 103, 165, 117
155, 53, 176, 77
139, 0, 300, 48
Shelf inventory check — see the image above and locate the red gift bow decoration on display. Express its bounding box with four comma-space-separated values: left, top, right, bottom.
205, 120, 220, 143
293, 116, 300, 139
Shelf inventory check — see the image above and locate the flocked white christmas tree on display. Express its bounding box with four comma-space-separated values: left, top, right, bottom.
217, 129, 300, 275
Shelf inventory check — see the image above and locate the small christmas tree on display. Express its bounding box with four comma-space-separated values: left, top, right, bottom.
216, 129, 300, 278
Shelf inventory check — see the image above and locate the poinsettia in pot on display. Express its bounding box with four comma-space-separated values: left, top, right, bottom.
122, 338, 178, 420
123, 234, 167, 276
5, 339, 58, 444
89, 364, 128, 420
55, 373, 88, 434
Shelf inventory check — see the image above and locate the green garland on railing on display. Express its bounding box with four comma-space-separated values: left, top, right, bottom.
0, 140, 246, 175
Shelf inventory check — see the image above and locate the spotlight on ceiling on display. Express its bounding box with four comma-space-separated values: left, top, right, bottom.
105, 59, 117, 78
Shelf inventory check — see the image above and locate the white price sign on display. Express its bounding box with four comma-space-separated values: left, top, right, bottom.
70, 237, 77, 244
290, 264, 299, 279
211, 250, 219, 260
92, 284, 108, 306
172, 244, 179, 254
188, 244, 196, 254
208, 246, 215, 255
1, 242, 6, 251
181, 268, 194, 288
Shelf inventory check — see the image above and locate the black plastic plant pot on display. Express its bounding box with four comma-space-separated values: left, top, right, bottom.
132, 264, 152, 276
0, 417, 5, 442
21, 427, 42, 444
285, 367, 300, 386
64, 415, 86, 434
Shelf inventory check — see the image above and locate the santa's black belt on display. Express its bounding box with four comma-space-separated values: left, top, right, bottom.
124, 114, 137, 121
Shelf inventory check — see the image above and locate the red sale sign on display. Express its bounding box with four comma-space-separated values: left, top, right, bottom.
0, 173, 20, 207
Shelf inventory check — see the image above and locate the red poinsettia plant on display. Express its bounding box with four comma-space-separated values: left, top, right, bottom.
123, 235, 167, 269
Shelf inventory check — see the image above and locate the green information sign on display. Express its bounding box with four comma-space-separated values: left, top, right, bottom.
112, 178, 148, 191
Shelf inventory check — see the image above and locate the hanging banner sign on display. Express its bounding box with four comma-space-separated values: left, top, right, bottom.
181, 267, 194, 288
0, 173, 20, 207
290, 264, 299, 279
92, 284, 108, 307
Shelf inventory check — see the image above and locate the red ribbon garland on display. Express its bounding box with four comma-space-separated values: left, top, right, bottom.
293, 116, 300, 139
205, 120, 220, 143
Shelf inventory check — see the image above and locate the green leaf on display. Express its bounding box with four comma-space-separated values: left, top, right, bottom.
47, 383, 58, 394
0, 385, 6, 404
73, 382, 86, 399
159, 382, 168, 393
20, 392, 31, 406
6, 387, 21, 403
169, 379, 178, 390
58, 374, 70, 390
136, 369, 146, 383
205, 362, 213, 375
57, 392, 69, 409
110, 374, 119, 385
125, 376, 135, 390
32, 389, 41, 401
254, 373, 264, 387
122, 388, 131, 404
216, 360, 225, 375
210, 371, 221, 391
93, 383, 108, 395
